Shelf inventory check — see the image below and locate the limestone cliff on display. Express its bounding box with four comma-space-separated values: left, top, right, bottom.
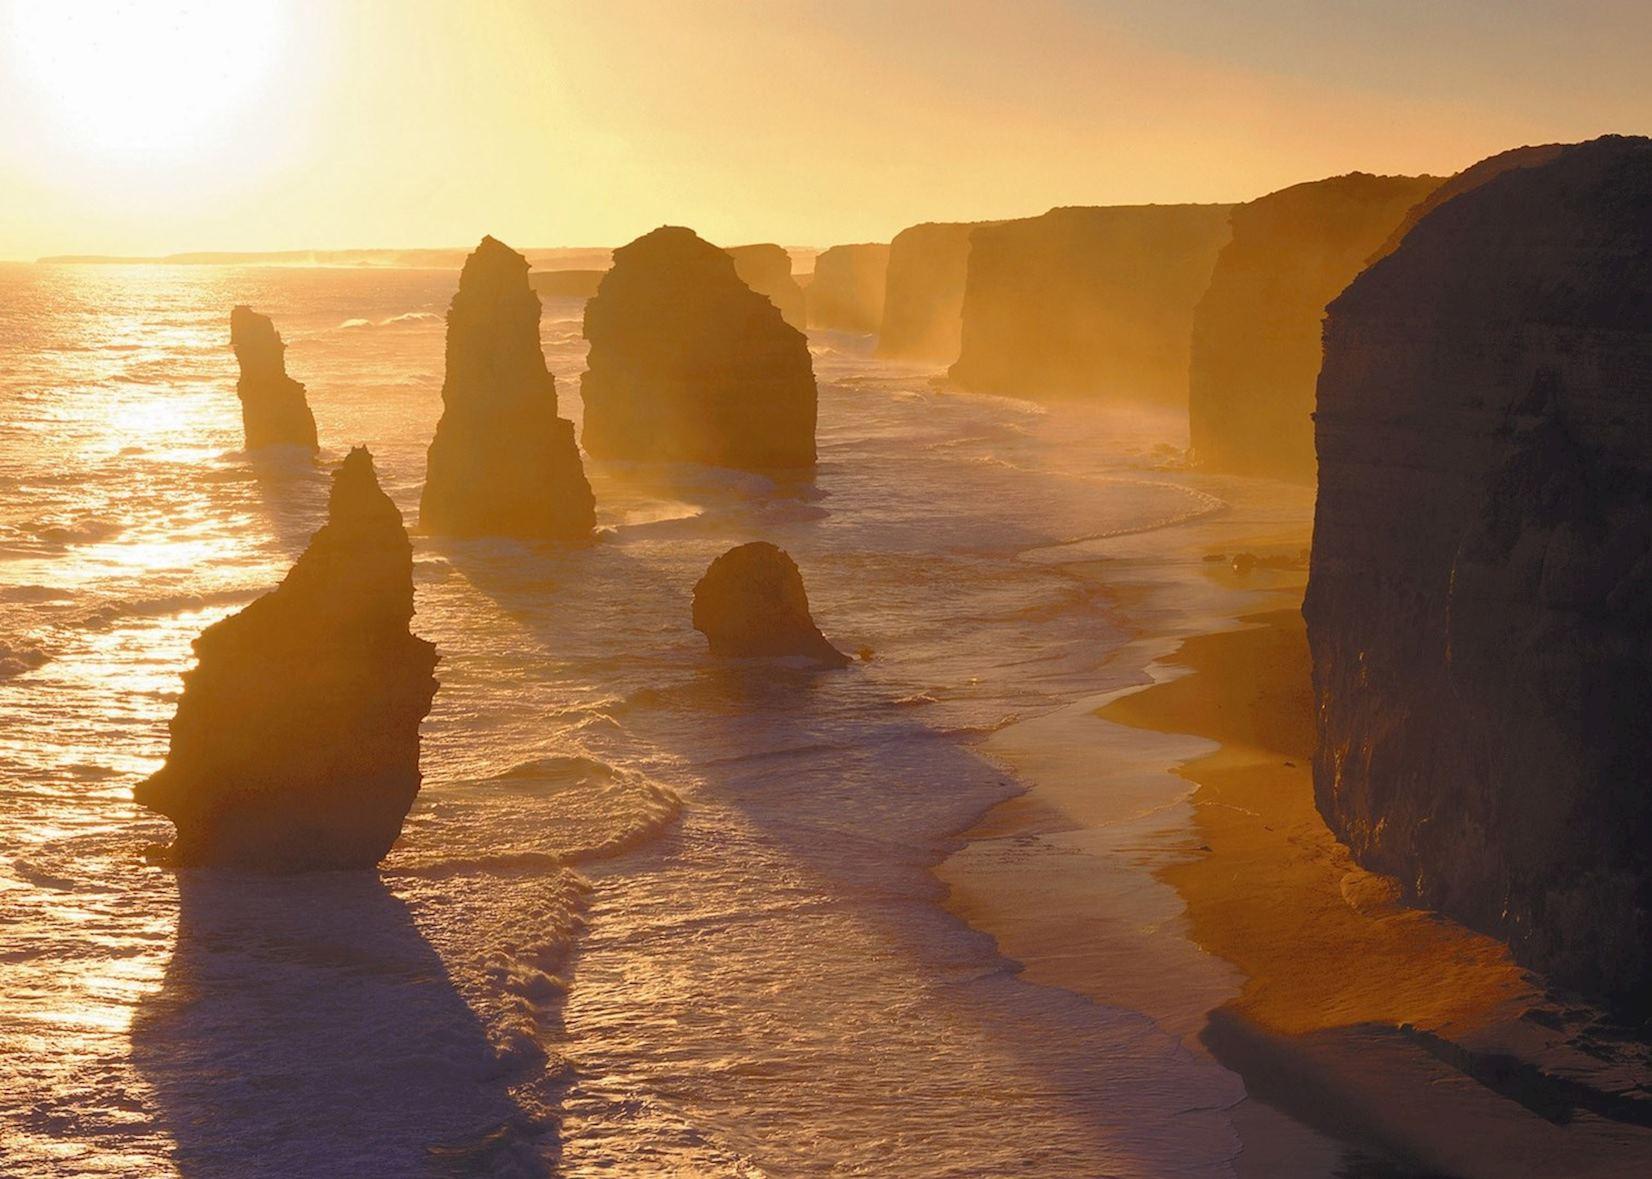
528, 269, 605, 301
137, 448, 438, 870
1305, 135, 1652, 1005
692, 542, 848, 667
1370, 142, 1569, 264
725, 243, 806, 330
421, 236, 595, 540
947, 205, 1234, 404
876, 221, 996, 365
229, 306, 318, 452
1188, 174, 1440, 481
581, 227, 817, 469
807, 243, 890, 333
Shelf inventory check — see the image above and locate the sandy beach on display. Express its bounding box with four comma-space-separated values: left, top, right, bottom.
941, 527, 1652, 1178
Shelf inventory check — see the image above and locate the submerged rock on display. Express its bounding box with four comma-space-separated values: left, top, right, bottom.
1188, 173, 1440, 481
807, 243, 890, 333
1305, 135, 1652, 1006
948, 204, 1233, 404
726, 243, 806, 330
691, 541, 848, 667
876, 221, 996, 364
421, 236, 595, 540
230, 306, 318, 451
137, 448, 439, 870
581, 227, 818, 469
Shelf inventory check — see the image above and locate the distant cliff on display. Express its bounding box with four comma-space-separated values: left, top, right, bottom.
421, 236, 595, 540
1188, 174, 1439, 481
948, 205, 1233, 404
529, 269, 605, 300
807, 244, 890, 333
137, 448, 438, 870
876, 221, 997, 365
582, 227, 817, 469
229, 306, 318, 452
1305, 135, 1652, 1005
725, 243, 806, 330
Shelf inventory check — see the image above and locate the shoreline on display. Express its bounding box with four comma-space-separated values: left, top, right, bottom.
938, 516, 1652, 1176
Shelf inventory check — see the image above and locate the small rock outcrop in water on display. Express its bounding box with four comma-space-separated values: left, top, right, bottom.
1188, 174, 1440, 481
230, 306, 318, 451
1306, 135, 1652, 1005
948, 205, 1234, 404
725, 243, 806, 329
691, 542, 849, 667
581, 227, 817, 469
421, 236, 595, 539
807, 243, 890, 333
136, 448, 438, 870
876, 221, 997, 364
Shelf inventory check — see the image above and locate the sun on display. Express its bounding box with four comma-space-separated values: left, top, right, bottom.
7, 1, 288, 163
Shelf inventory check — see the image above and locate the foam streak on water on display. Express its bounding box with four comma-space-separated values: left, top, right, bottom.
3, 263, 1260, 1176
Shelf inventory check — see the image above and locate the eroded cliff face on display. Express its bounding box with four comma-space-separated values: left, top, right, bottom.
137, 448, 438, 870
229, 306, 318, 452
1369, 142, 1568, 264
807, 243, 890, 333
1188, 174, 1440, 481
947, 205, 1233, 404
581, 227, 818, 469
725, 243, 806, 330
876, 221, 996, 365
420, 236, 595, 540
1305, 135, 1652, 1005
692, 541, 848, 667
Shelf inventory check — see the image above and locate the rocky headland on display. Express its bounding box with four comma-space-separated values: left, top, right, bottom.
420, 236, 595, 540
581, 227, 818, 469
876, 220, 998, 365
691, 541, 849, 667
806, 243, 890, 333
725, 243, 806, 330
136, 448, 439, 870
1305, 135, 1652, 1006
1188, 174, 1440, 481
229, 305, 318, 452
947, 204, 1234, 404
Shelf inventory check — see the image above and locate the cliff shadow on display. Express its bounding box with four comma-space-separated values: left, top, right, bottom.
131, 870, 557, 1178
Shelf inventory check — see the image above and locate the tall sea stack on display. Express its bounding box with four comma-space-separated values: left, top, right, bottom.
420, 236, 595, 540
876, 221, 996, 365
1305, 135, 1652, 1005
725, 243, 806, 330
807, 243, 890, 333
137, 448, 439, 870
581, 227, 818, 469
230, 306, 318, 452
947, 205, 1234, 404
1188, 174, 1440, 481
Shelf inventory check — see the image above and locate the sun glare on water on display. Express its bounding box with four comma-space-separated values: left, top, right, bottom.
7, 1, 288, 162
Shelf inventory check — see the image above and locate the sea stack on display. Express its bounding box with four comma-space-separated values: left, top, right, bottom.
725, 243, 806, 329
807, 243, 890, 333
692, 542, 849, 667
876, 221, 996, 364
948, 204, 1233, 404
229, 306, 318, 452
1305, 135, 1652, 1005
581, 227, 818, 469
137, 448, 438, 870
1188, 174, 1440, 481
420, 236, 595, 540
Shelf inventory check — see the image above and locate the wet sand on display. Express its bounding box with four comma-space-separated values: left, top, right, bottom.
941, 552, 1652, 1177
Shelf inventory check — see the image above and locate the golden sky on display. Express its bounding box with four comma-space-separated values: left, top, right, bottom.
1, 0, 1648, 259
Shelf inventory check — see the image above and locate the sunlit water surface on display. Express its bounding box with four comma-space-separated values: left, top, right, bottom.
1, 262, 1287, 1176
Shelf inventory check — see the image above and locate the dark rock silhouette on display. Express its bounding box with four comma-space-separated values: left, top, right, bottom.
421, 236, 595, 540
136, 447, 439, 870
876, 221, 997, 364
1188, 174, 1440, 481
229, 305, 318, 452
581, 227, 818, 469
807, 243, 890, 333
529, 268, 605, 300
1369, 142, 1569, 264
948, 205, 1233, 404
1305, 135, 1652, 1006
692, 542, 849, 667
726, 243, 806, 329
